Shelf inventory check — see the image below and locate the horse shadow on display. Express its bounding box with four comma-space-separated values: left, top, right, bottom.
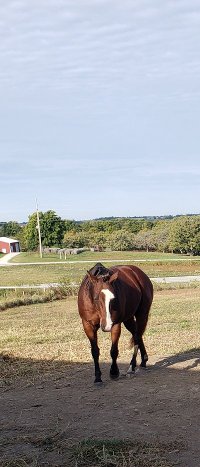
0, 346, 199, 388
0, 347, 200, 467
154, 347, 200, 371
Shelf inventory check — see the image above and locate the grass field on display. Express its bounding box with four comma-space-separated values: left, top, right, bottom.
1, 288, 200, 386
10, 250, 194, 262
1, 250, 200, 312
1, 251, 200, 287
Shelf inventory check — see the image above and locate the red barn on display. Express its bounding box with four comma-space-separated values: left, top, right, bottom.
0, 237, 20, 254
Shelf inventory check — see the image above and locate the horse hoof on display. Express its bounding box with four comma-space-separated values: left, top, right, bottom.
140, 362, 147, 368
94, 381, 103, 387
110, 372, 119, 380
94, 378, 103, 384
126, 371, 135, 378
126, 364, 136, 375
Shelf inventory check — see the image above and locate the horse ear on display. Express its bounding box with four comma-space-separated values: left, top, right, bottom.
109, 271, 118, 283
87, 271, 98, 283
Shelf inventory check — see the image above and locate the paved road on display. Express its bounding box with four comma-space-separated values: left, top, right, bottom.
0, 252, 21, 264
151, 275, 200, 283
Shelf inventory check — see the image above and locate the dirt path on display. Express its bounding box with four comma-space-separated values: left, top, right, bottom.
1, 350, 199, 466
0, 252, 21, 265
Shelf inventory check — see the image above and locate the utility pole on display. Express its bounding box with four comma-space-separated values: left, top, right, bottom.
36, 199, 43, 258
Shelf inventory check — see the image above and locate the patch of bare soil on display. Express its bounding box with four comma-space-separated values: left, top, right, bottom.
0, 349, 199, 467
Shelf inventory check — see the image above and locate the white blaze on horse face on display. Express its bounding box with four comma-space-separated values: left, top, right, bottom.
101, 289, 114, 331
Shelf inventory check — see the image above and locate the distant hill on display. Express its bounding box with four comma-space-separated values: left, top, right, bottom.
1, 213, 200, 226
77, 214, 200, 223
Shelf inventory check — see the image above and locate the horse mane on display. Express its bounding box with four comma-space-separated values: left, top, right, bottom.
88, 263, 111, 279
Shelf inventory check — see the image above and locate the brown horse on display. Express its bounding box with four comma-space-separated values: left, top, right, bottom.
78, 263, 153, 383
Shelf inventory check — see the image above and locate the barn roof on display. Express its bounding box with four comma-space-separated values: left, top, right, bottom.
0, 237, 19, 244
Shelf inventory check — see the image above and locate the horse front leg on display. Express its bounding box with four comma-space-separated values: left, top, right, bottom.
82, 319, 102, 383
110, 323, 121, 379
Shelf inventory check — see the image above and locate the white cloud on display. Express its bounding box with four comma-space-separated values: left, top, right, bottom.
0, 0, 200, 99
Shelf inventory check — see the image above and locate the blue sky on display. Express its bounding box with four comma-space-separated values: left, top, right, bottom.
1, 0, 200, 222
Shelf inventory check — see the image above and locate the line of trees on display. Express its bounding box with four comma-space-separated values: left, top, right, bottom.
1, 212, 200, 255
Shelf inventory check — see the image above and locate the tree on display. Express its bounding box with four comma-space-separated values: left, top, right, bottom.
65, 219, 79, 232
41, 210, 66, 247
24, 210, 66, 251
63, 231, 88, 249
87, 232, 109, 250
0, 221, 22, 237
24, 212, 39, 250
134, 229, 156, 252
189, 216, 200, 254
152, 221, 171, 252
168, 216, 200, 254
169, 217, 192, 254
108, 230, 133, 251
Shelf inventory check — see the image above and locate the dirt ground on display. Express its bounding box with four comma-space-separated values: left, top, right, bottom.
0, 349, 200, 467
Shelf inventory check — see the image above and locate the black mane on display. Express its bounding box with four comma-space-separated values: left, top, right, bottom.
88, 262, 110, 278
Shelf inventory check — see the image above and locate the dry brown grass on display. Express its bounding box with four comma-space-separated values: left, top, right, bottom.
0, 437, 183, 467
72, 438, 182, 466
0, 288, 200, 388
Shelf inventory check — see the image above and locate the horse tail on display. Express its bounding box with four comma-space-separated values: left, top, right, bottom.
129, 336, 134, 349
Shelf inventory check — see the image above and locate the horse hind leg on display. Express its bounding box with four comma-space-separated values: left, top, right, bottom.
138, 337, 148, 368
135, 299, 151, 368
123, 318, 139, 373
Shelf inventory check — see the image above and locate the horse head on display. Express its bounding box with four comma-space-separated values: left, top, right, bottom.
87, 270, 118, 331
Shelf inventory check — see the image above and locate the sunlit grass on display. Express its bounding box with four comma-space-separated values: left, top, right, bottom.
1, 259, 200, 287
11, 250, 191, 263
0, 288, 199, 387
